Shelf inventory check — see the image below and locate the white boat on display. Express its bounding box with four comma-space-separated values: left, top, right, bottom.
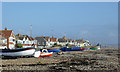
39, 49, 53, 57
0, 47, 35, 57
34, 49, 53, 57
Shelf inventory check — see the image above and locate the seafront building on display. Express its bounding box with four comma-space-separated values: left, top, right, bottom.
15, 34, 37, 48
58, 36, 90, 47
35, 36, 58, 48
0, 28, 90, 49
0, 28, 16, 49
0, 28, 37, 49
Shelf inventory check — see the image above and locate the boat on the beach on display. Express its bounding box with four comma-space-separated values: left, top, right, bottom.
0, 47, 35, 57
46, 48, 60, 52
61, 47, 85, 51
90, 46, 100, 50
39, 49, 53, 57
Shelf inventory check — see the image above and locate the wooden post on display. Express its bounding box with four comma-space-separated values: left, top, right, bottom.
7, 37, 9, 49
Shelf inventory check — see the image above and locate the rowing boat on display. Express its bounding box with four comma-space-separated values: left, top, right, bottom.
0, 47, 35, 57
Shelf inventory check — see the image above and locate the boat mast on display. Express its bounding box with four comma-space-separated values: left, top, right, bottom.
30, 25, 32, 37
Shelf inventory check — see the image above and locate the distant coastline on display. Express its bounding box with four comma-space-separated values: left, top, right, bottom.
101, 44, 118, 48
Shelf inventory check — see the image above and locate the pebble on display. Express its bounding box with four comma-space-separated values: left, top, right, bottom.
1, 48, 119, 71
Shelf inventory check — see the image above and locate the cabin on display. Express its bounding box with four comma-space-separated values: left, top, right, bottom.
0, 28, 15, 49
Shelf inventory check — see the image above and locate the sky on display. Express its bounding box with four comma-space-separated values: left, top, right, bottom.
2, 2, 118, 46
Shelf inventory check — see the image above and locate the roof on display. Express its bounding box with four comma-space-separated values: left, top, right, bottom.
58, 38, 67, 42
15, 34, 36, 41
50, 37, 58, 42
44, 37, 50, 41
75, 39, 85, 43
35, 36, 50, 41
58, 36, 68, 42
29, 37, 36, 40
0, 30, 13, 38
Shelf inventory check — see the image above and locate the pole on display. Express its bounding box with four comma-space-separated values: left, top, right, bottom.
30, 25, 32, 37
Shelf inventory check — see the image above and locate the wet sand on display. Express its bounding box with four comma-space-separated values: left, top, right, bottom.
1, 47, 120, 71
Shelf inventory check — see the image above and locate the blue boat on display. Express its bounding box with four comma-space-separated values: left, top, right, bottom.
61, 47, 85, 51
61, 47, 71, 51
46, 48, 60, 52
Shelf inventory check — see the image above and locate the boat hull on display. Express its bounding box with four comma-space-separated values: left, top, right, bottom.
90, 46, 100, 50
39, 52, 53, 57
0, 47, 35, 57
71, 48, 85, 51
47, 48, 60, 52
61, 47, 85, 51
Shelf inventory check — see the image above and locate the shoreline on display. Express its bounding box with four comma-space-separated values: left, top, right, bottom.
1, 47, 119, 71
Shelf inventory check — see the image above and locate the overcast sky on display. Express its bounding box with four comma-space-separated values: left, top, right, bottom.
2, 2, 118, 46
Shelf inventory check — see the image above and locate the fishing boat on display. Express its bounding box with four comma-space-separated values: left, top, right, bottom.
61, 47, 71, 51
0, 47, 35, 57
90, 46, 100, 50
46, 48, 60, 52
61, 47, 85, 51
39, 49, 53, 57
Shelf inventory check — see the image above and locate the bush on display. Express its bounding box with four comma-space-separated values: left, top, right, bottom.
16, 43, 23, 48
54, 43, 57, 46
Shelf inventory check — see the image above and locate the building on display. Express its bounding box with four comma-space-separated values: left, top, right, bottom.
0, 28, 15, 49
58, 36, 90, 47
50, 36, 58, 45
35, 36, 58, 48
58, 36, 69, 46
15, 34, 37, 48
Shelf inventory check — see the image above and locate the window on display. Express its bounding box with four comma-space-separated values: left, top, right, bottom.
38, 42, 41, 45
23, 41, 25, 44
34, 41, 37, 43
10, 38, 13, 41
13, 39, 15, 41
27, 41, 29, 44
4, 40, 7, 43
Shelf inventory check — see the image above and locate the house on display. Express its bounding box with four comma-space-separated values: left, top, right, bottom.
58, 36, 90, 47
75, 39, 90, 47
58, 36, 69, 46
15, 34, 37, 48
0, 28, 16, 49
50, 36, 58, 45
35, 36, 50, 48
35, 36, 58, 48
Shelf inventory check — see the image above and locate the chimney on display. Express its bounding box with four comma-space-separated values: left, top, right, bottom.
7, 37, 9, 49
17, 33, 21, 36
5, 27, 7, 30
52, 36, 54, 38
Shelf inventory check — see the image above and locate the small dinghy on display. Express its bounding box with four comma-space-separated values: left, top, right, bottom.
39, 49, 53, 57
0, 47, 35, 57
